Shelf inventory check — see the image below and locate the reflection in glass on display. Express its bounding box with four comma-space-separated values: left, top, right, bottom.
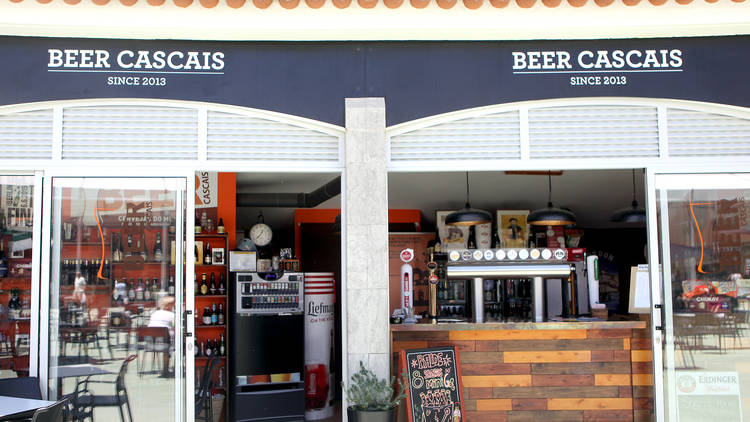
49, 179, 180, 421
0, 176, 34, 380
661, 185, 750, 421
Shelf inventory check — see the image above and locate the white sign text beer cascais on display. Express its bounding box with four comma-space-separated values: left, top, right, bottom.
48, 49, 225, 71
511, 49, 683, 71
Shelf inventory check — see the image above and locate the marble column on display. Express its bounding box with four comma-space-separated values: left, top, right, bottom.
343, 97, 390, 384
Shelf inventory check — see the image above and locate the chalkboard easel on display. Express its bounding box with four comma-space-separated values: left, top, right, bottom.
398, 346, 465, 422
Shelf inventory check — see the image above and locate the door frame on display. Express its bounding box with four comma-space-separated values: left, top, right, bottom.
37, 168, 194, 422
646, 167, 750, 422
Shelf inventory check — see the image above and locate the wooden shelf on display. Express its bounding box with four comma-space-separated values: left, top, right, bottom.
195, 295, 227, 299
196, 325, 226, 329
195, 233, 227, 238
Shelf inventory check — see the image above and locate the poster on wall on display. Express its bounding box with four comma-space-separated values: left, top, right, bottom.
436, 211, 468, 251
195, 171, 218, 232
1, 184, 33, 230
675, 371, 742, 422
496, 210, 528, 248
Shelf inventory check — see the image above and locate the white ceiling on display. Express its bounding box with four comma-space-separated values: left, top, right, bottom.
234, 169, 646, 232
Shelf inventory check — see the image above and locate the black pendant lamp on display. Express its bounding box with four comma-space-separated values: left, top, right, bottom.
332, 214, 341, 234
611, 169, 646, 224
528, 171, 576, 226
445, 172, 492, 226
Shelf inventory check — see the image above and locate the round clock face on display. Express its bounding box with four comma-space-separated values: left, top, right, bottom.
250, 223, 273, 247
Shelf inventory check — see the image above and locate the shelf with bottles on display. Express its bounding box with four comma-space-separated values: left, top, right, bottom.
196, 325, 226, 329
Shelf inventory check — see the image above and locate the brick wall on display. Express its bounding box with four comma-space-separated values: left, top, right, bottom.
392, 323, 654, 422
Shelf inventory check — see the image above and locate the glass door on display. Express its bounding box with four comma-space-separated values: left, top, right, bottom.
43, 177, 187, 421
654, 173, 750, 422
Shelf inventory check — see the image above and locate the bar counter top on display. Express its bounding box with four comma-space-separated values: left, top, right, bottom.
390, 319, 647, 331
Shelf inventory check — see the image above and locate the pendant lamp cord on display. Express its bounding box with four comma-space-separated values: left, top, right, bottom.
547, 171, 553, 208
631, 169, 639, 208
465, 172, 471, 208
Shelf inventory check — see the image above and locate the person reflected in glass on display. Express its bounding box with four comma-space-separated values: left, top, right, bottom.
148, 296, 175, 376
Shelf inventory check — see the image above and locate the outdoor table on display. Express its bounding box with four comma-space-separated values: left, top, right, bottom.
0, 395, 55, 420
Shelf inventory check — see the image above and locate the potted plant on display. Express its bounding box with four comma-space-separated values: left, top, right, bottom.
344, 361, 407, 422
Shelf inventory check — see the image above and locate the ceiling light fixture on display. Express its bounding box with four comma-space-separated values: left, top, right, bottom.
528, 171, 576, 226
611, 169, 646, 224
445, 172, 492, 226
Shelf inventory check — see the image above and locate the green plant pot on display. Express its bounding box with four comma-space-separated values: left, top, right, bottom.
347, 407, 397, 422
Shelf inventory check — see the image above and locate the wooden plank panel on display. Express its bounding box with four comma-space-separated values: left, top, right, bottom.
497, 339, 624, 351
466, 411, 508, 422
634, 409, 654, 422
476, 399, 513, 411
511, 399, 546, 411
477, 341, 500, 351
632, 386, 654, 398
393, 331, 449, 341
450, 330, 587, 341
632, 374, 653, 386
631, 337, 653, 349
586, 329, 632, 339
392, 340, 428, 353
613, 351, 631, 362
532, 375, 594, 387
547, 398, 633, 410
618, 386, 633, 398
464, 399, 477, 411
462, 363, 531, 375
590, 351, 614, 362
631, 362, 653, 373
531, 362, 631, 375
466, 387, 493, 399
460, 351, 503, 364
493, 387, 620, 399
634, 397, 654, 410
631, 350, 652, 362
504, 351, 591, 363
427, 340, 476, 352
594, 374, 631, 386
463, 375, 532, 388
508, 410, 583, 422
583, 410, 634, 421
623, 338, 631, 350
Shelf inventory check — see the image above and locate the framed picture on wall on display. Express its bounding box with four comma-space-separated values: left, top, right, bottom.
496, 210, 529, 248
212, 248, 225, 266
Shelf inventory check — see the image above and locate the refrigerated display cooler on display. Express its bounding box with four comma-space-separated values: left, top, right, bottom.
228, 270, 305, 422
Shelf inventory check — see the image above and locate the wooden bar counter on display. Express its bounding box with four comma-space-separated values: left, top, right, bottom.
391, 320, 652, 422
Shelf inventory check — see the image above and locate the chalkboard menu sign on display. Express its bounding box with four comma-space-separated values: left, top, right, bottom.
398, 346, 465, 422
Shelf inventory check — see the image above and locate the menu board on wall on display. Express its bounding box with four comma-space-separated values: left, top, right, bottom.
399, 346, 464, 422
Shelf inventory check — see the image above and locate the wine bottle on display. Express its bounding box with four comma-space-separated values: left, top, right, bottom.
128, 279, 136, 301
126, 234, 133, 258
195, 340, 199, 357
195, 216, 201, 234
219, 333, 225, 356
195, 243, 200, 265
204, 241, 211, 265
200, 273, 209, 296
491, 222, 501, 249
467, 225, 477, 249
210, 273, 217, 295
153, 277, 160, 296
217, 218, 225, 234
204, 339, 213, 357
202, 306, 211, 325
139, 237, 148, 261
168, 276, 175, 296
136, 278, 144, 301
153, 232, 163, 262
218, 273, 225, 295
218, 303, 224, 325
144, 278, 152, 301
211, 302, 217, 325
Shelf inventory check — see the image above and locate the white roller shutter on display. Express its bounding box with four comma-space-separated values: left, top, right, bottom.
667, 108, 750, 157
62, 106, 198, 160
389, 111, 521, 161
528, 105, 659, 159
206, 111, 340, 161
0, 109, 53, 160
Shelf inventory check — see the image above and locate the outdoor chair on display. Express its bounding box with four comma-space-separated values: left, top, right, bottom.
135, 326, 171, 377
195, 356, 221, 422
72, 354, 136, 422
31, 396, 70, 422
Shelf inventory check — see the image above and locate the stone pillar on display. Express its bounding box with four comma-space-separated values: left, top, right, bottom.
344, 98, 390, 384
